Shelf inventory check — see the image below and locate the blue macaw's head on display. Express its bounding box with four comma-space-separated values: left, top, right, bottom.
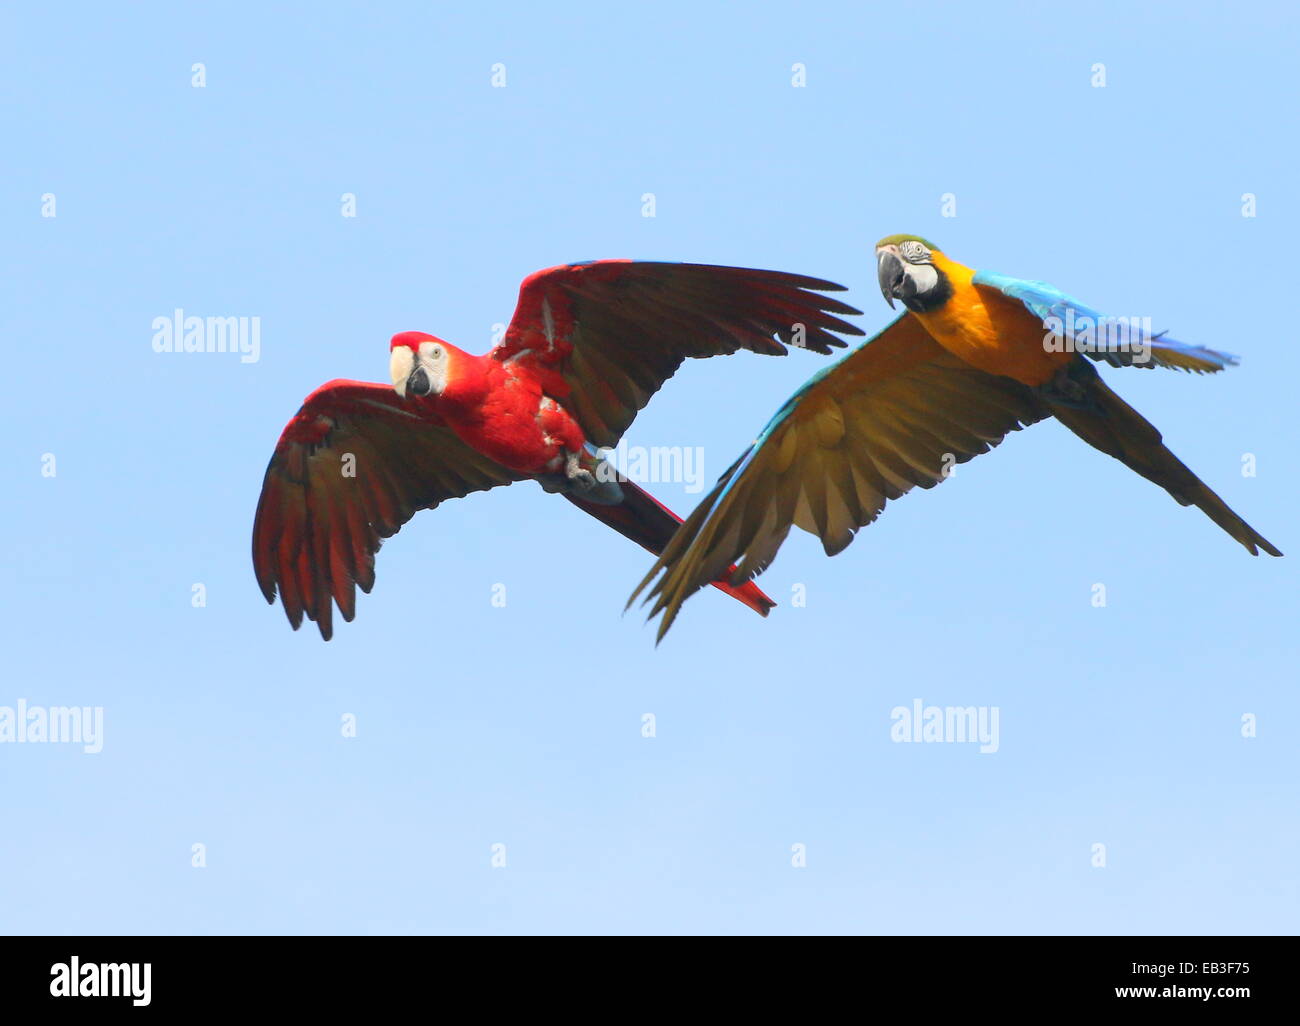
875, 235, 950, 313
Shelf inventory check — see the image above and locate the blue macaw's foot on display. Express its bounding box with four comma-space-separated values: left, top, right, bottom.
1036, 359, 1098, 409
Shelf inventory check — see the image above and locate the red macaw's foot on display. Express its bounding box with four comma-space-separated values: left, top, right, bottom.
566, 448, 625, 505
536, 448, 624, 505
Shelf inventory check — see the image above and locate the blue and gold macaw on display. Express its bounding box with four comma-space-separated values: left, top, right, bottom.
631, 235, 1281, 639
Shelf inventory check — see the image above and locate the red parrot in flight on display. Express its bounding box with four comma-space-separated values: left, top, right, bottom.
252, 259, 863, 638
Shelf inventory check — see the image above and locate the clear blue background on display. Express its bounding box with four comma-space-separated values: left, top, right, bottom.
2, 1, 1295, 935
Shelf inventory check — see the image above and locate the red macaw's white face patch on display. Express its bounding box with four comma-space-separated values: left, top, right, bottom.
390, 339, 450, 398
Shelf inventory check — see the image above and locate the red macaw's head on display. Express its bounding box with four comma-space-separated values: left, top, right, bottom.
389, 331, 463, 399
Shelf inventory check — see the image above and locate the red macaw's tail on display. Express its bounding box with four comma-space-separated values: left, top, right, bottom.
1047, 359, 1281, 557
564, 482, 777, 616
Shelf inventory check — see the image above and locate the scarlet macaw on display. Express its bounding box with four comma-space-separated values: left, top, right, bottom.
632, 236, 1281, 639
251, 259, 863, 638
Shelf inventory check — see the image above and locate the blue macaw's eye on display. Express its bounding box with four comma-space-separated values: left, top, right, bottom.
900, 241, 931, 263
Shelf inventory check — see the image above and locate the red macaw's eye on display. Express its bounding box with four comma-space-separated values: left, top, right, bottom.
390, 331, 438, 350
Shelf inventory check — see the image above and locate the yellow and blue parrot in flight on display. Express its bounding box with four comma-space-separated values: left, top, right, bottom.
632, 235, 1282, 640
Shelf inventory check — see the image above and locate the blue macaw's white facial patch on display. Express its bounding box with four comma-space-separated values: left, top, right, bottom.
906, 262, 940, 296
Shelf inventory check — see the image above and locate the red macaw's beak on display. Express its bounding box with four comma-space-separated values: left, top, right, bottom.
389, 332, 438, 398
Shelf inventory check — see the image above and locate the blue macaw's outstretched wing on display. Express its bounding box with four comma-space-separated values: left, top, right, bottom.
972, 269, 1238, 373
628, 313, 1052, 641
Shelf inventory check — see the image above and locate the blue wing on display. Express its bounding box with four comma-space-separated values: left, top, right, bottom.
972, 269, 1237, 373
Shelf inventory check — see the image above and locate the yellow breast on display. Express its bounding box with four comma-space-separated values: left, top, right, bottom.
915, 253, 1072, 387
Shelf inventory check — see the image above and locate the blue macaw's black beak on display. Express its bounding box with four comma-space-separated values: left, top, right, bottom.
407, 366, 432, 397
877, 249, 908, 309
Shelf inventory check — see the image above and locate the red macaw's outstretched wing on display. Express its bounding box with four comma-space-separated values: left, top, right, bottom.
493, 260, 865, 448
252, 380, 524, 639
629, 314, 1054, 641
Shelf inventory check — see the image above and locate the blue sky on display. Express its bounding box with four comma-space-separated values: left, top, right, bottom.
2, 1, 1296, 935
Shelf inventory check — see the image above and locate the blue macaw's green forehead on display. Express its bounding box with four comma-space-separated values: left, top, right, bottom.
876, 233, 940, 250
